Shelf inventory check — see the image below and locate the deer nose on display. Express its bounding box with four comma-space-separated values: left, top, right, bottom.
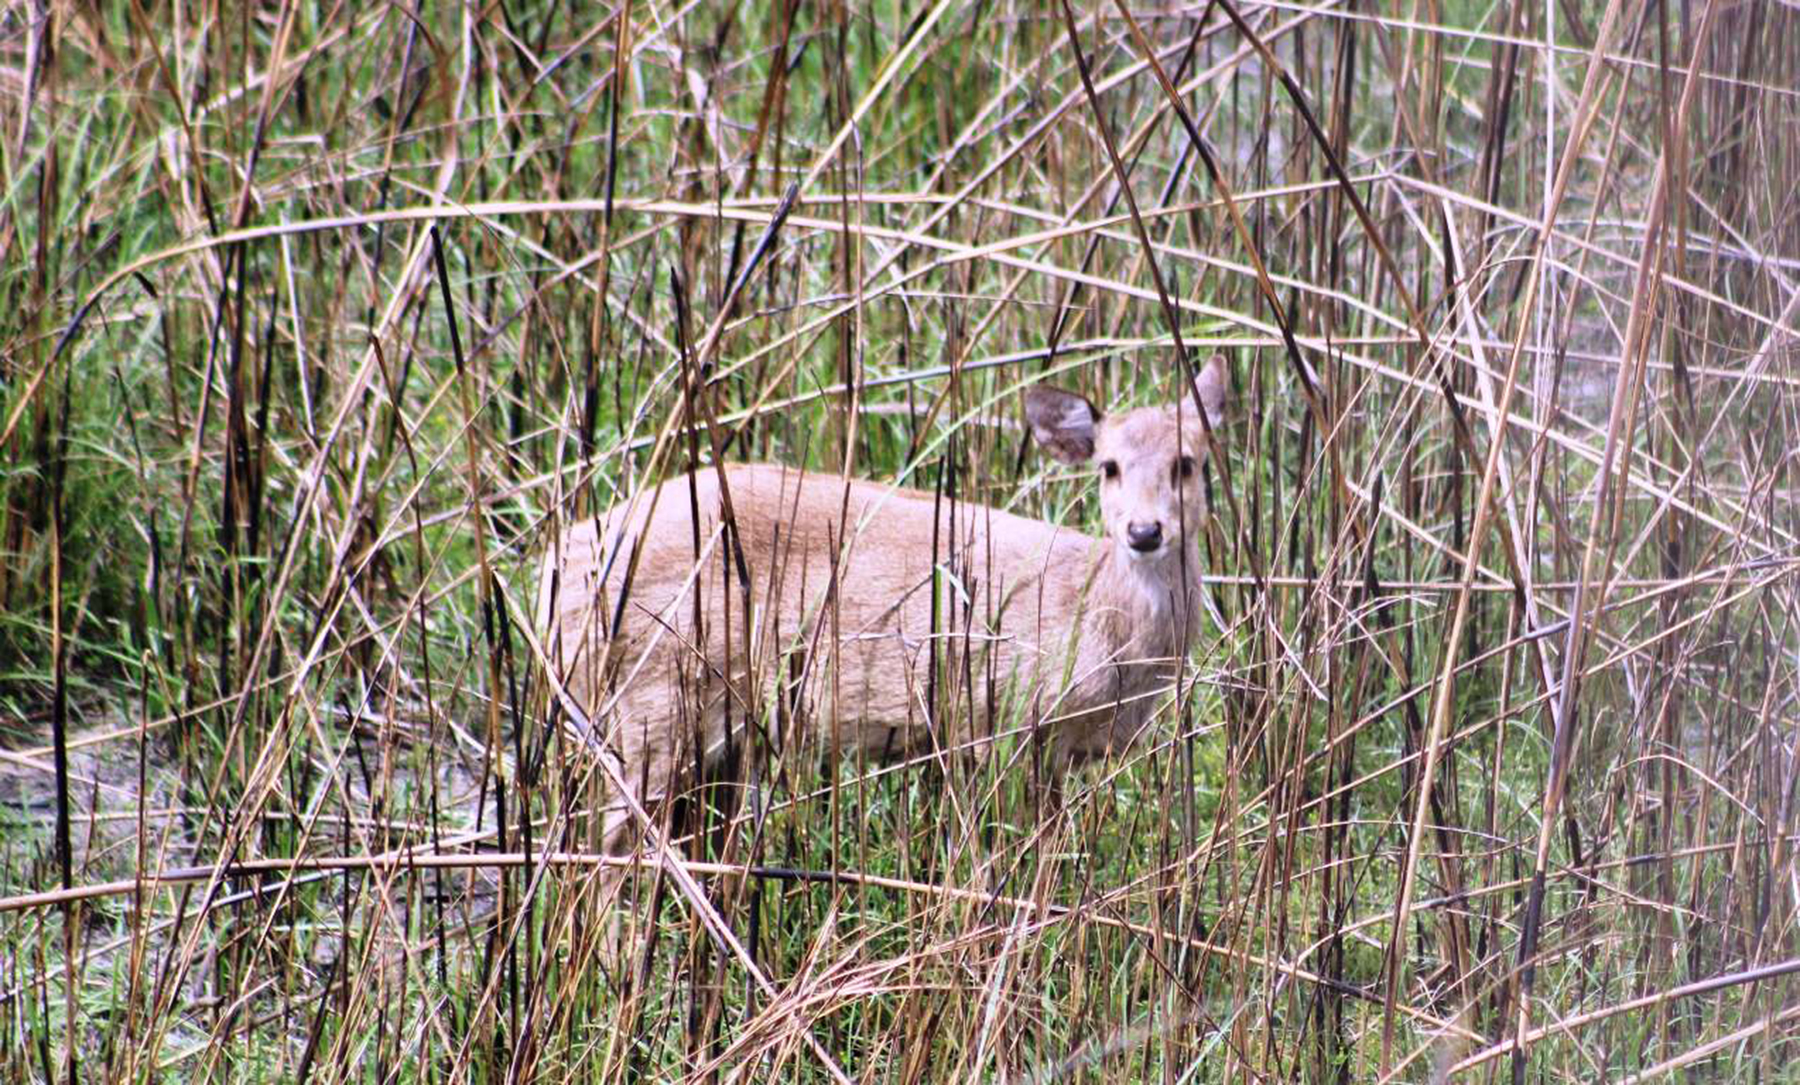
1126, 521, 1163, 552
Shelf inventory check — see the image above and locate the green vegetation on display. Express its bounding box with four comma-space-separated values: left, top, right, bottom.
2, 0, 1797, 1080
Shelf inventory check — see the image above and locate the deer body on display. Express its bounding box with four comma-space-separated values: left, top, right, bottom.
537, 359, 1228, 849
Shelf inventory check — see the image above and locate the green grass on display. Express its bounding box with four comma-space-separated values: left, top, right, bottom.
3, 0, 1799, 1081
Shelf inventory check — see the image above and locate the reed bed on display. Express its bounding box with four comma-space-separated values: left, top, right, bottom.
1, 0, 1797, 1080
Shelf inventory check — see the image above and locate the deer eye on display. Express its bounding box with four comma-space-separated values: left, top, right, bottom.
1100, 460, 1120, 481
1175, 455, 1196, 481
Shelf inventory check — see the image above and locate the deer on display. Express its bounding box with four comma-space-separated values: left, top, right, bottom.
535, 356, 1229, 855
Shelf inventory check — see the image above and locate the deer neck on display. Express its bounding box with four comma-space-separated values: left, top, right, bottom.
1089, 535, 1204, 665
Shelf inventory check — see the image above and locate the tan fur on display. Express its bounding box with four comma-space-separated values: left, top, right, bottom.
537, 358, 1228, 849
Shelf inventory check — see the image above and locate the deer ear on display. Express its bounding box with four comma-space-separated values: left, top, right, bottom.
1024, 385, 1101, 464
1192, 353, 1229, 428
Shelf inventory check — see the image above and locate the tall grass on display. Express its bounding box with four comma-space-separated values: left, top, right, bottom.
1, 0, 1797, 1080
